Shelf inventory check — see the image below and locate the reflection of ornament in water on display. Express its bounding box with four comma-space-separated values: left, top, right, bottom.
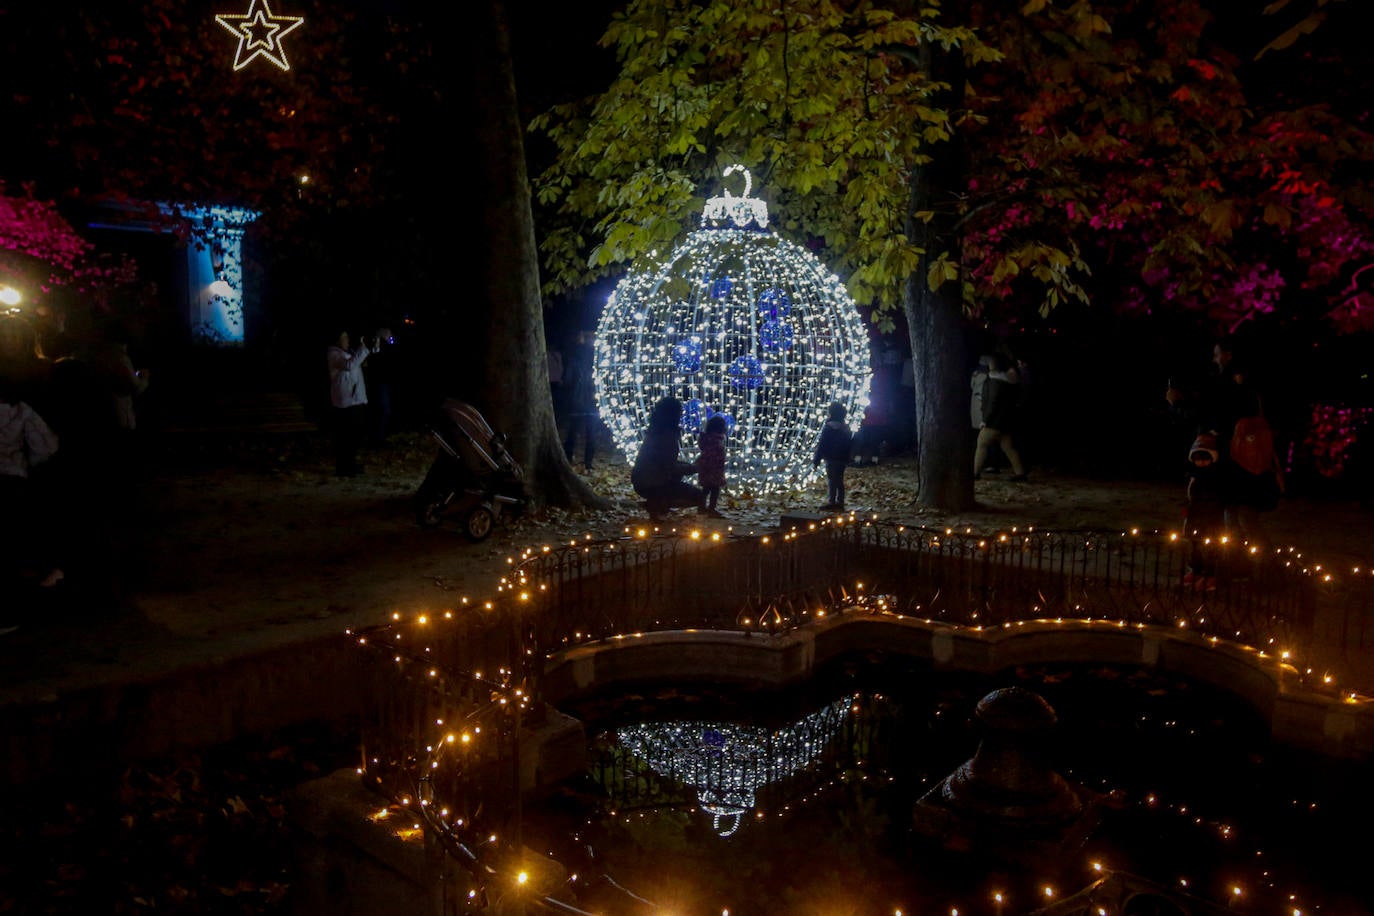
614, 696, 853, 837
594, 164, 872, 493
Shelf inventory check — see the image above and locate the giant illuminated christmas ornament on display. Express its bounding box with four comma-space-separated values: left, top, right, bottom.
595, 165, 872, 492
216, 0, 304, 72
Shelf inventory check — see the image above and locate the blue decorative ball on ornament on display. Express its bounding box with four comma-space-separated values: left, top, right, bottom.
759, 319, 793, 351
681, 398, 704, 431
710, 276, 734, 300
728, 355, 766, 390
756, 287, 791, 318
672, 339, 703, 374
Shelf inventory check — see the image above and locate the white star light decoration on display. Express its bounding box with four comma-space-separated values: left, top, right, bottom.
216, 0, 304, 72
595, 165, 873, 494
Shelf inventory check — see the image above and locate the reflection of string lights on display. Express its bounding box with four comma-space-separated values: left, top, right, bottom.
595, 165, 871, 493
614, 696, 853, 836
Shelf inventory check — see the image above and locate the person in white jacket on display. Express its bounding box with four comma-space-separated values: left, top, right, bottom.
327, 330, 373, 477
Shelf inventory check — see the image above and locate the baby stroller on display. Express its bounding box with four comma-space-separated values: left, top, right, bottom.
413, 399, 525, 542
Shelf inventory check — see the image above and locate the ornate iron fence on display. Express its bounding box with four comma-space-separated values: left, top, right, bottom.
351, 520, 1370, 913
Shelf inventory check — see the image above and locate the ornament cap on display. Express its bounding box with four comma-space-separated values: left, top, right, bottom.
701, 164, 769, 230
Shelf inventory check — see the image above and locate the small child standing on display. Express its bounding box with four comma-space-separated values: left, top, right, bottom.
1183, 432, 1227, 592
696, 413, 728, 518
813, 401, 854, 511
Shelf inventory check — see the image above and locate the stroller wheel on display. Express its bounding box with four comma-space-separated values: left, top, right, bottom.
462, 506, 495, 542
415, 490, 450, 528
416, 501, 446, 528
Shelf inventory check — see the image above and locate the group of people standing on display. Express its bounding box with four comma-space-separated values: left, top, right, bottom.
1, 311, 151, 632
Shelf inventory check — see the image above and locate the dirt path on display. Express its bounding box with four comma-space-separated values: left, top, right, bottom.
3, 428, 1369, 702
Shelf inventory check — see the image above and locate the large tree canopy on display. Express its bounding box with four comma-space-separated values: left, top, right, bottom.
1, 0, 419, 227
531, 0, 1372, 509
0, 0, 465, 334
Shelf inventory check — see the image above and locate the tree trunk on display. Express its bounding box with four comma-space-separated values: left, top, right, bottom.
466, 0, 608, 510
903, 33, 976, 512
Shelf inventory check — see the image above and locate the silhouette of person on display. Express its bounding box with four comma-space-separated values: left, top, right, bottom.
560, 329, 598, 470
813, 401, 854, 510
695, 413, 728, 516
973, 353, 1028, 481
632, 396, 704, 519
1, 373, 63, 629
36, 331, 122, 604
364, 327, 398, 446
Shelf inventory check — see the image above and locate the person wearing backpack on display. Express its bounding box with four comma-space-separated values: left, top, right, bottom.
1223, 363, 1284, 548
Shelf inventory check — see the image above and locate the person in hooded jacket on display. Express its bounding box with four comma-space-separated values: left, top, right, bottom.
695, 413, 728, 517
1182, 431, 1229, 592
813, 401, 854, 511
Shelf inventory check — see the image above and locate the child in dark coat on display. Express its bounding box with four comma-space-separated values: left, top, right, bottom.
1183, 432, 1227, 592
813, 401, 854, 511
695, 414, 728, 517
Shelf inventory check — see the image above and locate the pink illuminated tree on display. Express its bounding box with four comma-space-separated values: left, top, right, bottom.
0, 181, 140, 315
960, 0, 1373, 334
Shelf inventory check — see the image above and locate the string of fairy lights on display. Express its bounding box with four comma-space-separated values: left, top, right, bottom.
347, 519, 1373, 914
595, 166, 872, 493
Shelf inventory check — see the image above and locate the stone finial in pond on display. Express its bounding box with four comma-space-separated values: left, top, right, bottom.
911, 686, 1109, 869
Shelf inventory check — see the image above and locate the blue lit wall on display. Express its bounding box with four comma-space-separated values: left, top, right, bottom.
87, 200, 260, 347
166, 204, 260, 346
